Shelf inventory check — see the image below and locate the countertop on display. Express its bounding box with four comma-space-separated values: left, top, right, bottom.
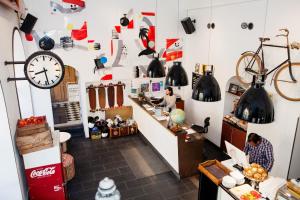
129, 96, 192, 137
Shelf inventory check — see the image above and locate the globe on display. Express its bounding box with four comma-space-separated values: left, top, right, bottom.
170, 109, 185, 125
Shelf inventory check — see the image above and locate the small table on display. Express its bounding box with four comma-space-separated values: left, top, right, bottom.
59, 132, 71, 153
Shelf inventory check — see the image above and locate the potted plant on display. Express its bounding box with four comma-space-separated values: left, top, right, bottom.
138, 92, 145, 101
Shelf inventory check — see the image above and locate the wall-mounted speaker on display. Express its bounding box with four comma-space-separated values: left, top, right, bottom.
20, 14, 38, 34
181, 17, 196, 34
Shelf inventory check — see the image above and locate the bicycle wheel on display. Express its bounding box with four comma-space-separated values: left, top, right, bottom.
236, 52, 262, 85
274, 62, 300, 101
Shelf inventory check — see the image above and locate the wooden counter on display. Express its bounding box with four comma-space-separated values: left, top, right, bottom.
129, 96, 204, 178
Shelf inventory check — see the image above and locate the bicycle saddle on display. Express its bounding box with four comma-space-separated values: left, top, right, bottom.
259, 37, 270, 42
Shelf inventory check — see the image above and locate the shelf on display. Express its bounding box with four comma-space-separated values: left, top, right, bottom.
226, 91, 243, 97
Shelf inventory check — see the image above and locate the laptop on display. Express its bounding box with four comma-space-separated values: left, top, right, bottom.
225, 141, 250, 169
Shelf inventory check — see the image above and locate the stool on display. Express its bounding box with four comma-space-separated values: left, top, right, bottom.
59, 132, 71, 153
62, 153, 75, 182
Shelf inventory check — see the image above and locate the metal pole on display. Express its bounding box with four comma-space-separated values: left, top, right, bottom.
4, 61, 26, 65
7, 77, 27, 82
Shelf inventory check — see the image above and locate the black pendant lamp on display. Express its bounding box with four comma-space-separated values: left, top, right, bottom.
234, 76, 274, 124
165, 61, 188, 87
192, 65, 221, 102
147, 55, 165, 78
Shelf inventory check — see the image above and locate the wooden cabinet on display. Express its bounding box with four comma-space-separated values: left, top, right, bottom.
50, 66, 78, 102
221, 121, 246, 152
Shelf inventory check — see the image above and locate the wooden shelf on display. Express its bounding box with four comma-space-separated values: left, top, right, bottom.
226, 91, 242, 97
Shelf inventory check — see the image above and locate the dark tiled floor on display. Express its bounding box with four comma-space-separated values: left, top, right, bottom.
67, 134, 229, 200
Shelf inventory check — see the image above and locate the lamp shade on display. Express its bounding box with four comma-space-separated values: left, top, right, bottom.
192, 67, 221, 102
147, 56, 165, 78
165, 61, 188, 87
234, 83, 274, 124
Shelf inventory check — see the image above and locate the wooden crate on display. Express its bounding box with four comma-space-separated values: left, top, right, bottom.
109, 125, 138, 138
16, 129, 53, 155
17, 122, 49, 136
198, 160, 231, 185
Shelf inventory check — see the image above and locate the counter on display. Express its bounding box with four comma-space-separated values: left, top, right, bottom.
198, 158, 286, 200
129, 96, 204, 178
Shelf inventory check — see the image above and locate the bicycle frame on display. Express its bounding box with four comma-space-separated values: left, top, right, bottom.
245, 39, 296, 82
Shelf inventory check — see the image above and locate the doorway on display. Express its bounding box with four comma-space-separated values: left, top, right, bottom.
50, 65, 84, 137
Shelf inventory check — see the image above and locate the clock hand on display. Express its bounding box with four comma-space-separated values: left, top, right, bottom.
43, 68, 50, 85
35, 69, 47, 75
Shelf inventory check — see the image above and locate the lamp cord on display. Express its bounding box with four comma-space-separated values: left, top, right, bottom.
177, 0, 180, 36
262, 0, 269, 37
207, 0, 213, 65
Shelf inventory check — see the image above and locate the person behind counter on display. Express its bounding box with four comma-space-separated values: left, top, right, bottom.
244, 133, 274, 172
157, 87, 176, 112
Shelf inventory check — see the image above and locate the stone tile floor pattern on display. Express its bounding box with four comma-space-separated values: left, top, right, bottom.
67, 134, 229, 200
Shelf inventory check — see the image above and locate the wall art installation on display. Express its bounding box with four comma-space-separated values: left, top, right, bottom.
119, 9, 134, 30
71, 21, 87, 40
50, 0, 85, 14
162, 38, 183, 62
135, 11, 156, 57
111, 40, 125, 67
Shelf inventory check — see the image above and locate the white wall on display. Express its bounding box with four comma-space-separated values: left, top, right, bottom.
23, 0, 179, 137
14, 29, 34, 118
180, 0, 300, 178
0, 4, 27, 199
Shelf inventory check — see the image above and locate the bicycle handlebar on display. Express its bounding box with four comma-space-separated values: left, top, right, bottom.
276, 28, 289, 37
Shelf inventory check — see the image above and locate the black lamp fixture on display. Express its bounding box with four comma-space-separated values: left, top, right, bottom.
147, 54, 165, 78
192, 65, 221, 102
165, 61, 188, 87
234, 75, 274, 124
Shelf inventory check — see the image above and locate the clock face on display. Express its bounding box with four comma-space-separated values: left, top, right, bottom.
24, 51, 65, 89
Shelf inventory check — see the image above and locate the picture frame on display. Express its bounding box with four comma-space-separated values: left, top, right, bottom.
228, 83, 239, 95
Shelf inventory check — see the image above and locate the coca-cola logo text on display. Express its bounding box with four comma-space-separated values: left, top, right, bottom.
30, 167, 56, 178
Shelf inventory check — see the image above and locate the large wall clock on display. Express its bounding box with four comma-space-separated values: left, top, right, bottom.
24, 51, 65, 89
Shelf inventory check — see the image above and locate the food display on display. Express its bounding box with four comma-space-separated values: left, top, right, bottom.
16, 116, 52, 155
240, 190, 261, 200
230, 184, 262, 200
243, 163, 268, 182
18, 116, 46, 128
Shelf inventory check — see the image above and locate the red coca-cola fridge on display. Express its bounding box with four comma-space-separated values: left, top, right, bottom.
23, 132, 66, 200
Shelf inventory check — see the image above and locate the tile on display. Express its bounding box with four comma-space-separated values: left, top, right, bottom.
121, 187, 145, 199
94, 169, 120, 180
67, 135, 201, 200
134, 192, 164, 200
126, 176, 152, 189
181, 190, 198, 200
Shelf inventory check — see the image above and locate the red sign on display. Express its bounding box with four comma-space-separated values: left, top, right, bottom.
25, 163, 66, 200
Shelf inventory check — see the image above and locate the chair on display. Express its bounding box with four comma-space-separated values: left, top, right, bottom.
191, 117, 210, 133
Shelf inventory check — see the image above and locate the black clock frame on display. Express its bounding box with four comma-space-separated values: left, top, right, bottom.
5, 51, 65, 89
24, 51, 65, 89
